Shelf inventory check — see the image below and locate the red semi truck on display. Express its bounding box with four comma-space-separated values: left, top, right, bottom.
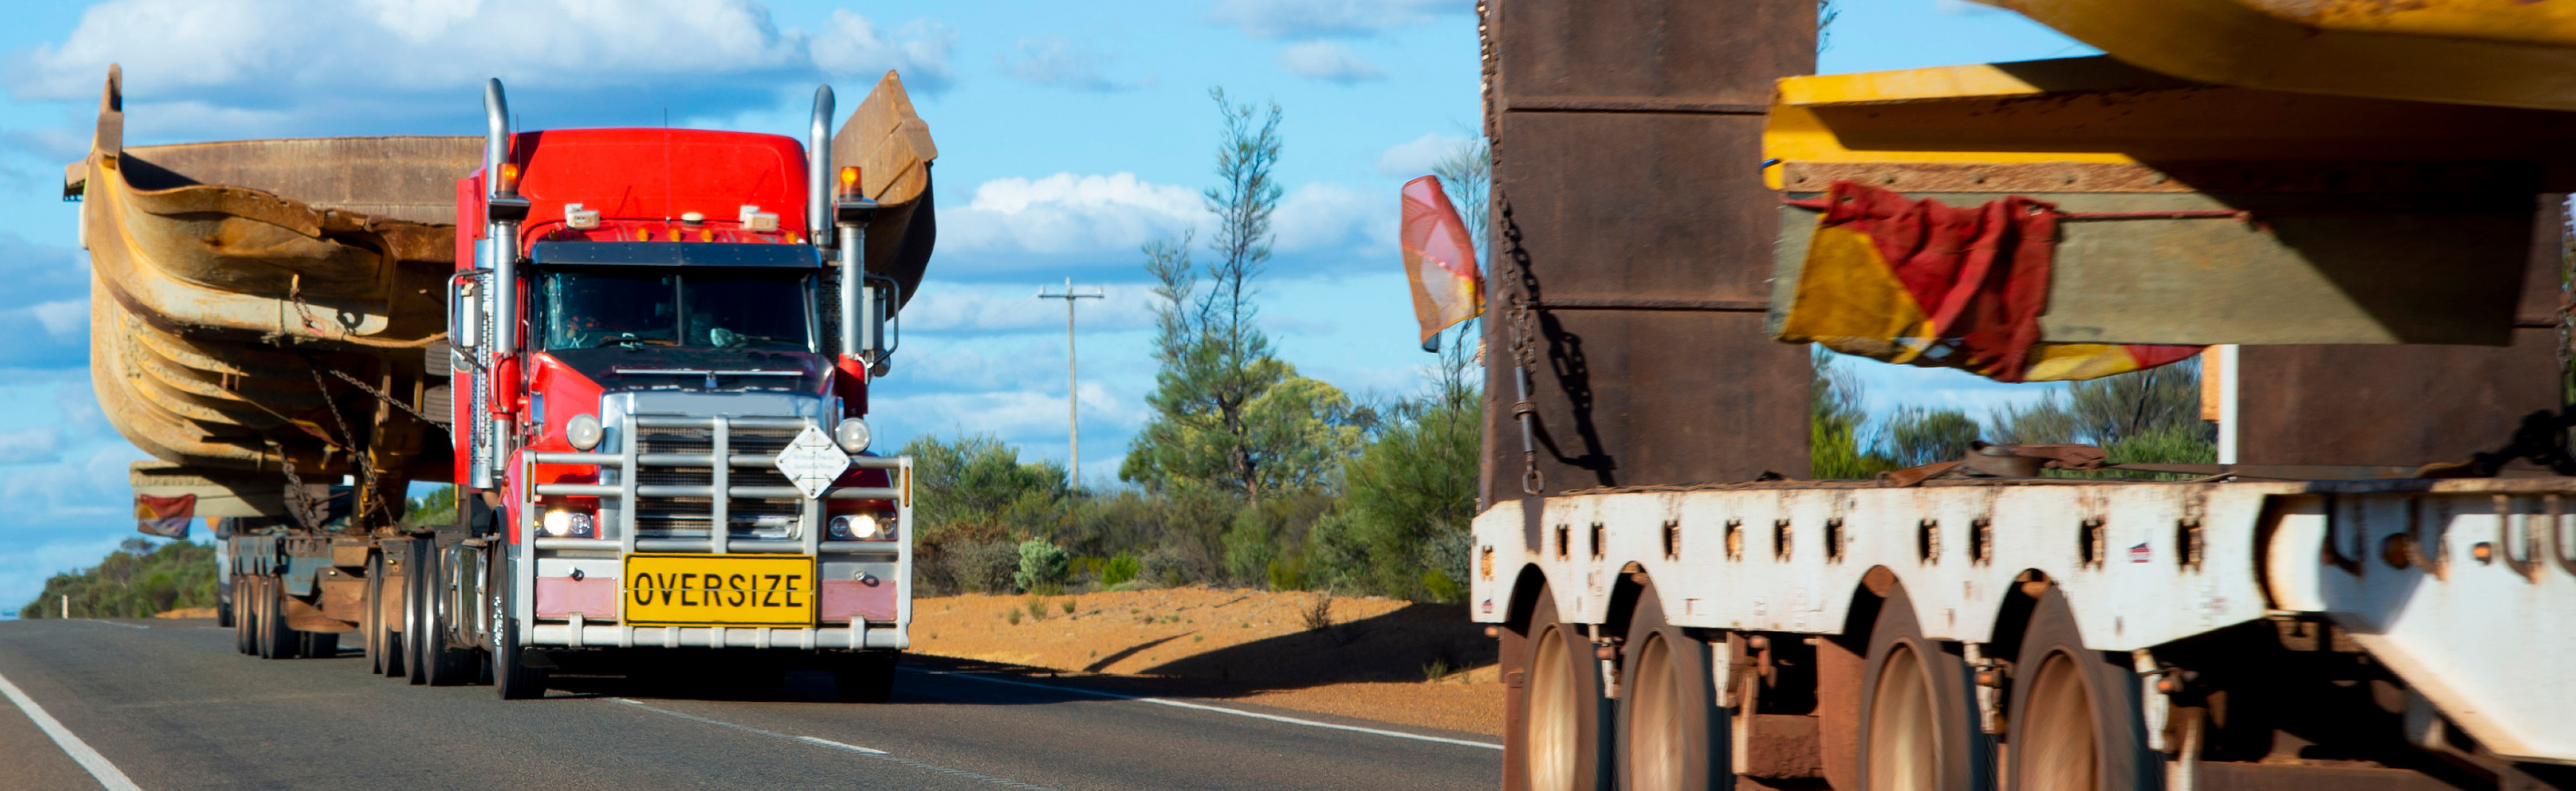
437, 80, 917, 699
79, 66, 931, 701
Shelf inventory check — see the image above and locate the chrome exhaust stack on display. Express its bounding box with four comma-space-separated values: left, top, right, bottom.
809, 85, 835, 250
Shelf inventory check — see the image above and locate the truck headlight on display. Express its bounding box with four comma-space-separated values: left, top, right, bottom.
828, 514, 892, 541
835, 418, 871, 453
567, 413, 603, 450
541, 509, 595, 538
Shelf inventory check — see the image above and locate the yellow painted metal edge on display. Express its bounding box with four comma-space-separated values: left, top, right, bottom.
1985, 0, 2576, 111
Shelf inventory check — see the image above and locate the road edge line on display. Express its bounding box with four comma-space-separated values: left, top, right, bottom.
906, 667, 1505, 750
0, 669, 145, 791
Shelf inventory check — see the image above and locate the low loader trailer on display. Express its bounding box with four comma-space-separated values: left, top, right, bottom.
1468, 2, 2576, 790
77, 63, 939, 700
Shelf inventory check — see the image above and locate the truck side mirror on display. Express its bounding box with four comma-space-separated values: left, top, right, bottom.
448, 270, 487, 352
861, 273, 901, 367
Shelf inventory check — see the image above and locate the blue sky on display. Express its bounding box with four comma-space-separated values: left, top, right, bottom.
0, 0, 2090, 615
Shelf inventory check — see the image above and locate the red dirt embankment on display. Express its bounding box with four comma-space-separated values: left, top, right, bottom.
909, 588, 1504, 736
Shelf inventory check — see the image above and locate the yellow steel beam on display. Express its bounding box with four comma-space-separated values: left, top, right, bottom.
1764, 56, 2576, 190
1983, 0, 2576, 111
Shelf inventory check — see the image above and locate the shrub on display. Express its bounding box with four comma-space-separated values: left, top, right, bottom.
949, 541, 1021, 594
1141, 546, 1192, 587
1014, 540, 1071, 593
1099, 552, 1141, 587
23, 539, 217, 619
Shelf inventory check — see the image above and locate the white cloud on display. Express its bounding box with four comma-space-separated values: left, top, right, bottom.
1278, 40, 1385, 84
28, 299, 84, 340
11, 0, 956, 138
810, 10, 958, 91
0, 429, 60, 465
1375, 132, 1471, 178
1211, 0, 1470, 39
941, 173, 1209, 256
1004, 36, 1123, 92
1273, 182, 1388, 253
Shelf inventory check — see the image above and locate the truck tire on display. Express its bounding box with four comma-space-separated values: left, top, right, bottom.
493, 615, 548, 700
835, 652, 898, 703
420, 543, 475, 686
1514, 583, 1607, 791
1616, 584, 1721, 791
403, 540, 431, 684
1859, 584, 1990, 791
2008, 586, 2157, 791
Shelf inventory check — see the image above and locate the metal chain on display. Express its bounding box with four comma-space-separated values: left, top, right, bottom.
310, 367, 387, 530
1498, 191, 1545, 496
326, 368, 451, 432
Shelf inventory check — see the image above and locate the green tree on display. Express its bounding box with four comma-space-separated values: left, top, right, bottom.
1882, 406, 1982, 468
1124, 90, 1361, 503
23, 539, 218, 618
1314, 371, 1482, 597
1811, 348, 1898, 478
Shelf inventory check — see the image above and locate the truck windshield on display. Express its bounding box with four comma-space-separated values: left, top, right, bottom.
537, 269, 814, 352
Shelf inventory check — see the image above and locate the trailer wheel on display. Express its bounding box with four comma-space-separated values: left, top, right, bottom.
1515, 584, 1605, 791
2008, 587, 2155, 791
259, 576, 301, 660
1617, 584, 1720, 791
1859, 584, 1988, 791
233, 575, 255, 655
299, 630, 338, 659
835, 652, 898, 703
363, 552, 386, 674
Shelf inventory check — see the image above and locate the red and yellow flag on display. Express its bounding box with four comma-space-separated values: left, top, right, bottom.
1400, 176, 1482, 350
1776, 181, 2199, 382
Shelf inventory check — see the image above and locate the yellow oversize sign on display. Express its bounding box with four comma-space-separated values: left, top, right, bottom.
623, 554, 817, 627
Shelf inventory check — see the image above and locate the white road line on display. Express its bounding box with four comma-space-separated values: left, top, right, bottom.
0, 669, 145, 791
907, 668, 1507, 750
82, 621, 149, 630
608, 698, 1056, 790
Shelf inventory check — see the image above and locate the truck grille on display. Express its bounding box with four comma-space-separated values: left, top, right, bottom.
626, 421, 810, 540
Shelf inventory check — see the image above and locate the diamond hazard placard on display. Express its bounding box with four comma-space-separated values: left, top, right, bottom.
773, 424, 850, 500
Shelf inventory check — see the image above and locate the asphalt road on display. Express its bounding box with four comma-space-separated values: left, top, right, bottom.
0, 618, 1499, 790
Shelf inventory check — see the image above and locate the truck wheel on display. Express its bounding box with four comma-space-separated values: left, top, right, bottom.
420, 543, 475, 686
403, 540, 431, 684
493, 615, 548, 700
1617, 584, 1720, 791
834, 652, 898, 703
2008, 586, 2155, 791
1859, 584, 1989, 791
1514, 584, 1606, 791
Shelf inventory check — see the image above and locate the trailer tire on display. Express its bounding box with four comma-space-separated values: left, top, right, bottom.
2008, 586, 2156, 791
364, 552, 386, 674
1514, 584, 1607, 791
299, 630, 338, 659
1616, 584, 1721, 791
259, 576, 300, 660
1859, 584, 1990, 791
233, 575, 256, 655
834, 652, 898, 703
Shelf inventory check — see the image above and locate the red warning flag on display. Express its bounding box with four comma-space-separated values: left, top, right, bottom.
1774, 181, 2200, 382
1400, 176, 1483, 350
